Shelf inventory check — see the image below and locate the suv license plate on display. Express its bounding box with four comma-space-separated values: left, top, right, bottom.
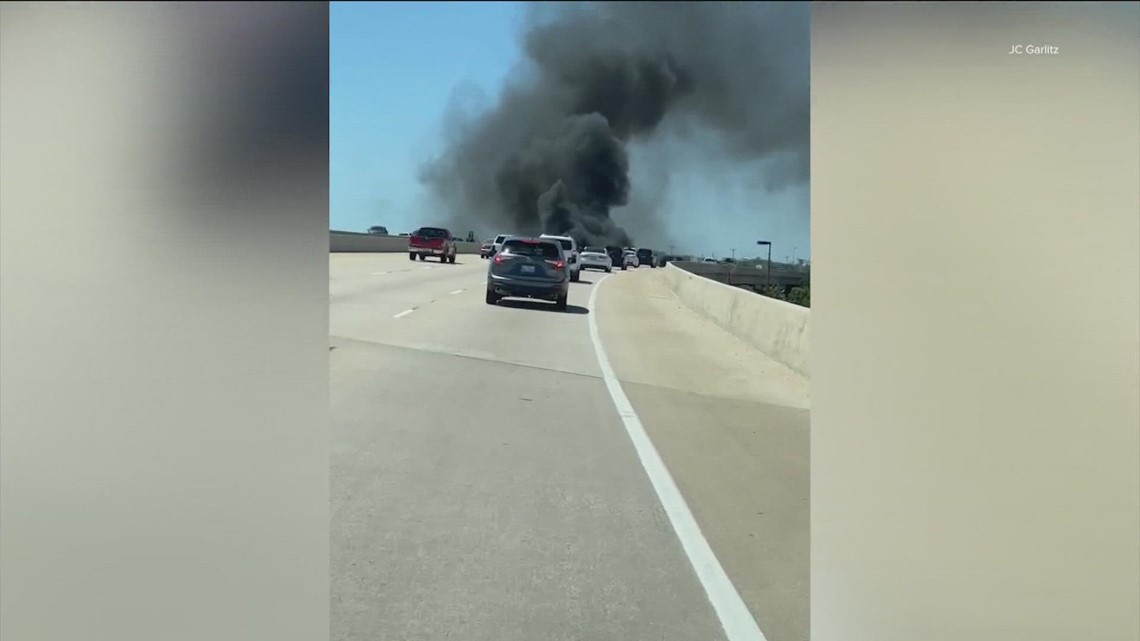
521, 265, 536, 274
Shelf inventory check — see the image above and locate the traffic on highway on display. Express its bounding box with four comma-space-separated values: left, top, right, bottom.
331, 2, 811, 639
470, 229, 664, 311
330, 232, 811, 641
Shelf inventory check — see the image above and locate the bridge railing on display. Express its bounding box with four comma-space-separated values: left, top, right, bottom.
330, 231, 481, 254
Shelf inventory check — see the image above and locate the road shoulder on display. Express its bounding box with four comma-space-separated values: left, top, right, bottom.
595, 269, 810, 641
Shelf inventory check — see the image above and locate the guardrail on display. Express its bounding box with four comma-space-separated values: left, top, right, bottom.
662, 263, 810, 378
330, 231, 481, 254
669, 261, 809, 291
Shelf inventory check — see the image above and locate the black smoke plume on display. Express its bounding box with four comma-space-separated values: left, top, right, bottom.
421, 2, 809, 247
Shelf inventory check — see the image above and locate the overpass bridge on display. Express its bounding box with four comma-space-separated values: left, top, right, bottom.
329, 231, 810, 641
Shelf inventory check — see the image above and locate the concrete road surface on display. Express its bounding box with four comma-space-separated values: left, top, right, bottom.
330, 254, 809, 641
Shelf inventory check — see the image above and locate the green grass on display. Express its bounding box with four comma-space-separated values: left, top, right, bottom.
756, 284, 810, 308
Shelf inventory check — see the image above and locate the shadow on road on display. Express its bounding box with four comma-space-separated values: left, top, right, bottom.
497, 299, 590, 315
575, 278, 596, 285
418, 259, 468, 266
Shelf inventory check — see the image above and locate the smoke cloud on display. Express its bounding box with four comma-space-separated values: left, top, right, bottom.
420, 1, 809, 248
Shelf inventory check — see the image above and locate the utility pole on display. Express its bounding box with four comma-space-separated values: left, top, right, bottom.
757, 240, 772, 287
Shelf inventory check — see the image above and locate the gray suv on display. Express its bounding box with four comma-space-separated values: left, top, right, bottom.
486, 237, 570, 310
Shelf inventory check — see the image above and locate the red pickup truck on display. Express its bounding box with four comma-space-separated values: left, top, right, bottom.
408, 226, 458, 263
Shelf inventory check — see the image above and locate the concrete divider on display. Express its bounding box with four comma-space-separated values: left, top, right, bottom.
662, 263, 810, 378
330, 231, 481, 255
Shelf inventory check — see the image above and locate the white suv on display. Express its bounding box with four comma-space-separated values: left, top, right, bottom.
539, 234, 581, 282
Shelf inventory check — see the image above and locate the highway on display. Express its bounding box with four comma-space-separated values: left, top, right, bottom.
330, 253, 810, 641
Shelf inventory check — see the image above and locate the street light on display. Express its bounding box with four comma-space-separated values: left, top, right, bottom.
757, 240, 772, 287
731, 248, 736, 260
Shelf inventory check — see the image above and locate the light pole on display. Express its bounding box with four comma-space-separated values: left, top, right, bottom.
731, 248, 736, 260
757, 240, 772, 287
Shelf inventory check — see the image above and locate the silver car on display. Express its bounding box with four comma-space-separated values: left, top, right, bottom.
486, 237, 570, 310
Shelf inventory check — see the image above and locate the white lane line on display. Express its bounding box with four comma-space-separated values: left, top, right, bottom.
393, 309, 415, 319
421, 266, 434, 271
586, 274, 768, 641
449, 289, 465, 295
371, 271, 389, 275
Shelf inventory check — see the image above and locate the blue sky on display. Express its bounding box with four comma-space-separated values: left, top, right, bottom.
330, 2, 810, 261
331, 2, 523, 232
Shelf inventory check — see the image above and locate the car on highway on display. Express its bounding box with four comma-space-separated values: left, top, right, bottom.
605, 246, 625, 267
701, 257, 718, 263
367, 225, 389, 236
579, 246, 613, 273
479, 238, 494, 258
408, 226, 458, 263
490, 234, 509, 256
636, 248, 655, 268
539, 234, 581, 282
621, 249, 639, 270
485, 237, 570, 310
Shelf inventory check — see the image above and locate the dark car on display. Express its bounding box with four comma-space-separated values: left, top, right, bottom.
636, 248, 655, 268
605, 246, 624, 266
486, 237, 570, 310
408, 226, 457, 263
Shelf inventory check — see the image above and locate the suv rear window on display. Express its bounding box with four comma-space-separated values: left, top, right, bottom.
415, 227, 449, 238
502, 239, 561, 258
584, 247, 605, 254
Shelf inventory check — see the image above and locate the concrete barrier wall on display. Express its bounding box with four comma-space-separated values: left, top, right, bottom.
330, 231, 481, 255
669, 261, 809, 289
663, 263, 811, 378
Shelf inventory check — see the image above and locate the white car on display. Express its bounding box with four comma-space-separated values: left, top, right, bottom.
490, 234, 509, 256
539, 234, 581, 282
579, 246, 613, 273
621, 250, 639, 270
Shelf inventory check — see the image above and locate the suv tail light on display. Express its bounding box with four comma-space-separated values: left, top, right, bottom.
546, 259, 565, 270
492, 254, 505, 264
